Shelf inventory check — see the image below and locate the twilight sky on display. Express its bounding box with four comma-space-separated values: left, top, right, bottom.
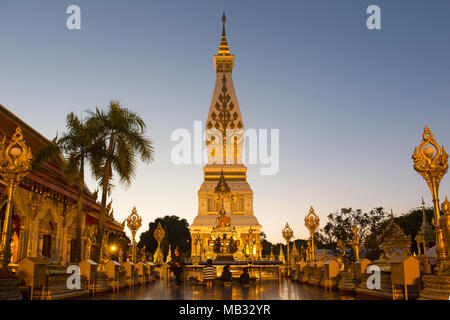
1, 0, 450, 243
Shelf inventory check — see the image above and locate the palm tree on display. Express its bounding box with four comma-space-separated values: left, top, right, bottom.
88, 101, 154, 262
33, 112, 98, 262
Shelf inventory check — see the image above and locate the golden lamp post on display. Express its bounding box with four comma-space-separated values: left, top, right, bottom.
126, 206, 142, 263
412, 126, 449, 273
304, 206, 320, 263
0, 127, 32, 271
282, 223, 293, 276
153, 222, 165, 265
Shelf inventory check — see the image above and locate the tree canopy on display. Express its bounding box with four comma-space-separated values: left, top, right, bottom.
138, 215, 191, 259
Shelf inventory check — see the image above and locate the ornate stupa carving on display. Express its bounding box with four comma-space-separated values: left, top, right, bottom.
190, 13, 261, 260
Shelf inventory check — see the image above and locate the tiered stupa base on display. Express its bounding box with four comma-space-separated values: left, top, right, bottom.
337, 270, 360, 292
418, 274, 450, 300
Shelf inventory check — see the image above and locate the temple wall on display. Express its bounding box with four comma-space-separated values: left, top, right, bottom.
7, 186, 88, 266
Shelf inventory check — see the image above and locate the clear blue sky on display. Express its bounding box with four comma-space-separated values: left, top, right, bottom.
1, 0, 450, 243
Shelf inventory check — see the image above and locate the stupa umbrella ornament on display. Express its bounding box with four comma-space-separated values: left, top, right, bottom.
153, 222, 166, 265
304, 206, 320, 263
126, 207, 142, 263
269, 245, 275, 261
412, 126, 449, 273
282, 223, 294, 276
0, 127, 33, 271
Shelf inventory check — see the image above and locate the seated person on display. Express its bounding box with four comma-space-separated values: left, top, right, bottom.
202, 259, 216, 287
239, 267, 250, 286
220, 265, 232, 286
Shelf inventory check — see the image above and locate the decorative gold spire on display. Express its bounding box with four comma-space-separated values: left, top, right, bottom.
214, 13, 235, 72
218, 12, 231, 56
214, 169, 230, 195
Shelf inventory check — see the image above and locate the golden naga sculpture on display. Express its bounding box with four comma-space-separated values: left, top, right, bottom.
349, 225, 360, 261
153, 222, 165, 265
0, 126, 33, 271
305, 206, 320, 262
412, 126, 448, 272
126, 206, 142, 263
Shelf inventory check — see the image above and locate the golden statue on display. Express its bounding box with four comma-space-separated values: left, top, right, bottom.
216, 209, 231, 228
336, 239, 346, 271
139, 245, 147, 262
441, 197, 450, 261
350, 225, 360, 261
306, 240, 312, 262
321, 250, 327, 262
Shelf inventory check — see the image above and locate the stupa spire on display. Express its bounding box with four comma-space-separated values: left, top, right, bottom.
218, 12, 231, 55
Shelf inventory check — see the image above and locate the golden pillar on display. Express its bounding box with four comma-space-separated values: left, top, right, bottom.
0, 127, 32, 271
153, 222, 165, 265
412, 126, 448, 273
282, 223, 293, 276
126, 206, 142, 263
304, 206, 320, 263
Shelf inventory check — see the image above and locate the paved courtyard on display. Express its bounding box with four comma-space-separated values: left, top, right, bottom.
78, 279, 368, 300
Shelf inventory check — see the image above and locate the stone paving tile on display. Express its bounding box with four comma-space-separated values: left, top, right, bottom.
79, 279, 367, 300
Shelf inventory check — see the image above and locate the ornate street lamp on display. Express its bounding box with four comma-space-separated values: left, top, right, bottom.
282, 223, 293, 276
126, 206, 142, 263
304, 206, 320, 263
153, 222, 165, 265
0, 127, 32, 271
412, 126, 449, 273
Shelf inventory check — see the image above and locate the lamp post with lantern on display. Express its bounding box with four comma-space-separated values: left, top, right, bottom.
0, 127, 32, 271
412, 126, 449, 273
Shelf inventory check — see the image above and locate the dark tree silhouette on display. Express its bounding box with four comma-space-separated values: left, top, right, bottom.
138, 215, 191, 259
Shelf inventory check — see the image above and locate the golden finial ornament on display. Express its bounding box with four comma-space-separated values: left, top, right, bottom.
126, 206, 142, 263
153, 222, 166, 265
305, 206, 320, 263
0, 126, 33, 271
282, 223, 294, 276
412, 126, 449, 272
214, 12, 234, 72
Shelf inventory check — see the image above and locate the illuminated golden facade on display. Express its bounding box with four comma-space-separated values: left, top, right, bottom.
190, 14, 261, 260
